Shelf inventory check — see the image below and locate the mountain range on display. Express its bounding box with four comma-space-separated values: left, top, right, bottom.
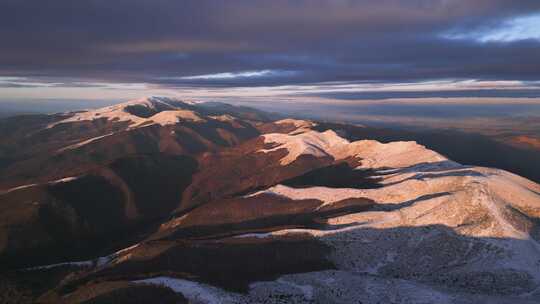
1, 97, 540, 304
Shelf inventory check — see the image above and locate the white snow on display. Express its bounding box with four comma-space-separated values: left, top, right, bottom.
346, 139, 448, 169
133, 277, 230, 304
249, 128, 540, 242
233, 232, 274, 239
57, 133, 115, 152
246, 184, 367, 205
47, 97, 203, 129
48, 176, 79, 184
1, 176, 80, 194
21, 241, 141, 271
275, 118, 314, 127
257, 126, 446, 168
112, 243, 140, 256
48, 98, 153, 128
243, 131, 540, 296
148, 110, 204, 126
274, 118, 317, 134
209, 114, 236, 122
259, 130, 350, 165
15, 110, 540, 303
24, 255, 114, 271
24, 260, 94, 271
1, 183, 38, 194
276, 278, 314, 300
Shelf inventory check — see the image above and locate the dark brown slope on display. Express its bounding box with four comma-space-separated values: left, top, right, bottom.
0, 98, 266, 269
0, 153, 198, 269
177, 133, 344, 213
0, 109, 383, 300
0, 111, 259, 190
0, 103, 382, 273
48, 194, 375, 296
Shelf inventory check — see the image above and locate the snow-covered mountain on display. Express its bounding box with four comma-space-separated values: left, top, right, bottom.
1, 97, 540, 303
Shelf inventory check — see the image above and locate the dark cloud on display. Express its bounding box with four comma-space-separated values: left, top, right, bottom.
1, 1, 540, 92
0, 82, 44, 88
303, 89, 540, 100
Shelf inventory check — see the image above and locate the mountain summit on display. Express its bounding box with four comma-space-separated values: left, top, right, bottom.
1, 98, 540, 303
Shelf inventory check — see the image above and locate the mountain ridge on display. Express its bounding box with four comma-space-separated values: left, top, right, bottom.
1, 97, 540, 303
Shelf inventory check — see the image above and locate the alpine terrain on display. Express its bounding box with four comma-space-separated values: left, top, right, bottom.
1, 97, 540, 304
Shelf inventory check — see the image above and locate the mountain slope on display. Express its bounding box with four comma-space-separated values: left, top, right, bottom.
0, 97, 262, 269
1, 98, 540, 303
44, 119, 540, 303
0, 97, 260, 190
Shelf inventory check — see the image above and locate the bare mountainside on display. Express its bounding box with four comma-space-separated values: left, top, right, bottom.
1, 97, 540, 304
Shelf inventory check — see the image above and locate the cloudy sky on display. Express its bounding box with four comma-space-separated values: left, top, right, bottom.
1, 0, 540, 103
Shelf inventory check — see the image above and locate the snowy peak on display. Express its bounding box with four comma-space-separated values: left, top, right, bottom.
347, 139, 448, 169
274, 118, 317, 134
257, 126, 446, 169
259, 130, 350, 165
147, 110, 204, 126
48, 96, 201, 128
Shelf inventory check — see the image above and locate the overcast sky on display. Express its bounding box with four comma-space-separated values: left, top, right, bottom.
1, 0, 540, 102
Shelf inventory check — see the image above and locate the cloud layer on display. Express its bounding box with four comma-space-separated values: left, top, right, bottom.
1, 0, 540, 96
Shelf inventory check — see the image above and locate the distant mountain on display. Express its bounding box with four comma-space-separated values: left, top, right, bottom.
1, 97, 540, 304
0, 97, 261, 188
313, 122, 540, 184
